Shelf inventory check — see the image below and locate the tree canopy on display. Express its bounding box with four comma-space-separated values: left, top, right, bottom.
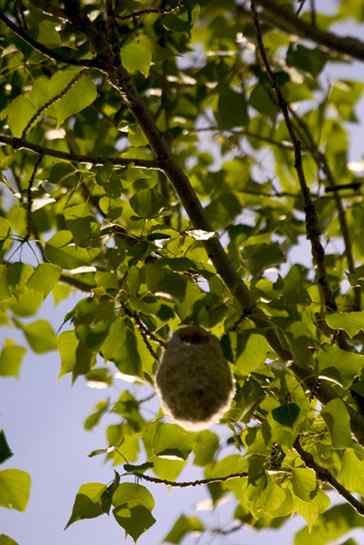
1, 1, 364, 544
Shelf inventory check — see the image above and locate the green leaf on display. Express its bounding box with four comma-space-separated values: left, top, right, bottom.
216, 88, 248, 129
101, 318, 141, 377
37, 20, 62, 47
152, 424, 194, 461
113, 504, 155, 542
205, 454, 248, 481
0, 218, 11, 241
10, 288, 43, 317
338, 449, 364, 495
64, 203, 99, 247
0, 535, 19, 545
120, 35, 153, 77
242, 242, 284, 276
317, 346, 364, 387
72, 342, 95, 382
164, 515, 204, 544
28, 264, 61, 295
294, 504, 364, 545
151, 457, 185, 481
193, 430, 219, 466
292, 467, 317, 501
50, 73, 97, 126
45, 231, 98, 269
112, 483, 154, 511
0, 469, 31, 511
235, 333, 271, 375
19, 320, 57, 354
272, 403, 300, 428
58, 330, 78, 377
130, 188, 164, 218
65, 482, 107, 528
293, 489, 330, 529
322, 399, 353, 449
287, 44, 327, 77
0, 431, 13, 464
6, 68, 97, 136
326, 311, 364, 338
84, 399, 109, 431
249, 84, 279, 116
5, 95, 34, 137
0, 341, 26, 378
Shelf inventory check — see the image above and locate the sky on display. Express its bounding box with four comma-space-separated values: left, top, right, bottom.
1, 2, 364, 545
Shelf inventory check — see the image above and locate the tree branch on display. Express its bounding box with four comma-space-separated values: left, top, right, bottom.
115, 2, 182, 21
0, 134, 160, 170
0, 10, 98, 68
287, 107, 361, 310
189, 125, 294, 150
252, 0, 364, 63
106, 74, 253, 312
251, 0, 337, 313
294, 438, 364, 516
121, 469, 248, 487
25, 154, 42, 240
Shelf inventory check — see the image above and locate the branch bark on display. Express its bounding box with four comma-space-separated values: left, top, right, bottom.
0, 134, 160, 170
121, 469, 248, 487
252, 0, 364, 63
251, 0, 337, 314
295, 438, 364, 516
288, 107, 361, 310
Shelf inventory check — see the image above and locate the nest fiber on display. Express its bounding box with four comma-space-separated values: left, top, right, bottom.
155, 326, 235, 430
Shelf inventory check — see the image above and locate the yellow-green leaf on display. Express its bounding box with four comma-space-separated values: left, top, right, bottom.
0, 469, 31, 511
120, 35, 153, 77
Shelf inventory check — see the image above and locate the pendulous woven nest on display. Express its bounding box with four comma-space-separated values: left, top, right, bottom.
155, 326, 235, 430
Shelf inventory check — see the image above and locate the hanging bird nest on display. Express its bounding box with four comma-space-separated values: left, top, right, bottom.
155, 326, 235, 430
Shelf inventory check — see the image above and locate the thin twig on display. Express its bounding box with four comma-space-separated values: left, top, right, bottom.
25, 154, 42, 239
0, 134, 160, 170
296, 0, 306, 17
190, 125, 294, 150
121, 302, 166, 360
251, 0, 336, 313
121, 470, 248, 487
310, 0, 317, 27
325, 182, 362, 193
294, 438, 364, 516
251, 0, 364, 63
115, 2, 182, 21
287, 107, 361, 310
211, 524, 244, 536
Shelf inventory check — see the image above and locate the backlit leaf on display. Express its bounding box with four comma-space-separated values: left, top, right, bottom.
19, 320, 57, 354
0, 341, 26, 378
0, 469, 31, 511
113, 504, 155, 542
322, 399, 353, 449
65, 482, 107, 528
120, 35, 153, 77
165, 515, 204, 544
